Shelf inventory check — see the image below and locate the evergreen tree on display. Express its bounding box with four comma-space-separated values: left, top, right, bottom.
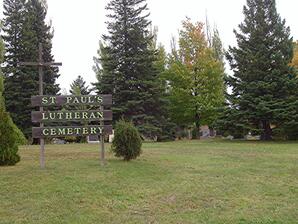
69, 75, 90, 143
226, 0, 297, 140
94, 0, 165, 139
2, 0, 27, 135
24, 0, 60, 96
150, 27, 176, 141
0, 37, 25, 166
93, 41, 115, 95
70, 75, 90, 95
211, 28, 225, 65
2, 0, 60, 138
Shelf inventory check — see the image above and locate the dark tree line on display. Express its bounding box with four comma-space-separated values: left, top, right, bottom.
1, 0, 297, 142
94, 0, 297, 141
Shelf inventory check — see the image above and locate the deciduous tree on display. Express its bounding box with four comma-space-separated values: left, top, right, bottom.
290, 41, 298, 72
165, 19, 225, 137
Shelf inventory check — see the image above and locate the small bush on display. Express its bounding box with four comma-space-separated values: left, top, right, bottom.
0, 111, 21, 165
0, 74, 24, 165
112, 120, 142, 161
13, 123, 27, 145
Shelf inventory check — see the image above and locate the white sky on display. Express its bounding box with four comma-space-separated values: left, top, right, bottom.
1, 0, 298, 92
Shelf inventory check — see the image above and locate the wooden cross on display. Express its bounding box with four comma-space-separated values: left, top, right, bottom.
19, 43, 62, 169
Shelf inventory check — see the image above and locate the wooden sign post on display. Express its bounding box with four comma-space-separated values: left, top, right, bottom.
100, 105, 105, 166
19, 43, 62, 169
21, 43, 113, 168
31, 94, 113, 168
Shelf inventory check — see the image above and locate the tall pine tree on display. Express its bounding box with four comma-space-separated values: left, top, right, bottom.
2, 0, 60, 138
2, 0, 26, 135
94, 0, 165, 139
70, 75, 90, 95
226, 0, 297, 140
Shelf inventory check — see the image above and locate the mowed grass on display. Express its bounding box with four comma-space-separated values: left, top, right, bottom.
0, 140, 298, 224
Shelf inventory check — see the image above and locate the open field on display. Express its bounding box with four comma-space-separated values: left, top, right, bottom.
1, 140, 298, 224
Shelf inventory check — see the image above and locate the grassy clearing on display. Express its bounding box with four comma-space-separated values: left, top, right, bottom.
0, 140, 297, 224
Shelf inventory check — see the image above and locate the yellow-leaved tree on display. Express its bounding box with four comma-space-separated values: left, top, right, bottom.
165, 18, 225, 138
290, 41, 298, 73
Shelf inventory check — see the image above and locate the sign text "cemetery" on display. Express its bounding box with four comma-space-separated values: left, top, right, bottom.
32, 125, 113, 138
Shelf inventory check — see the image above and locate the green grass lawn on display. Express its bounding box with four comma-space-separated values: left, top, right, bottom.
1, 140, 298, 224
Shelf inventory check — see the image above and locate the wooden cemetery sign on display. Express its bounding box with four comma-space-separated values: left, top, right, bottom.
31, 94, 113, 167
20, 43, 112, 168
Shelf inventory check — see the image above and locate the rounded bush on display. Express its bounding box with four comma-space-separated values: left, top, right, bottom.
112, 120, 142, 161
0, 75, 24, 166
0, 111, 21, 166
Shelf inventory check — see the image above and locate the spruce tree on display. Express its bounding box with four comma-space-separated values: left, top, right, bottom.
2, 0, 60, 138
150, 28, 176, 141
24, 0, 60, 96
226, 0, 297, 140
94, 0, 165, 139
70, 75, 90, 95
2, 0, 26, 135
93, 41, 115, 95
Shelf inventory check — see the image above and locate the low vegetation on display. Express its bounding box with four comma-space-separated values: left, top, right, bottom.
112, 120, 142, 161
1, 140, 297, 223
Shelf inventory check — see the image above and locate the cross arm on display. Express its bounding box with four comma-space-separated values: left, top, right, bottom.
18, 62, 62, 67
43, 62, 62, 67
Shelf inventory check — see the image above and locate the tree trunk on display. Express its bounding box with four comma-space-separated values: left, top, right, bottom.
209, 127, 215, 137
194, 112, 200, 139
260, 120, 272, 141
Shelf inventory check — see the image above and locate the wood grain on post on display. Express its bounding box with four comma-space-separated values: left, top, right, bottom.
20, 43, 62, 169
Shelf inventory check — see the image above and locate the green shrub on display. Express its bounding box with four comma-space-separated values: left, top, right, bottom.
0, 75, 24, 165
13, 123, 27, 145
112, 120, 142, 161
0, 111, 21, 165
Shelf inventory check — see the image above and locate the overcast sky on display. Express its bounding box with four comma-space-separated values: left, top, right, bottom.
1, 0, 298, 92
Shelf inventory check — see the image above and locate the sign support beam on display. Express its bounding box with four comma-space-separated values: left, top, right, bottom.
19, 43, 62, 169
39, 44, 45, 169
100, 105, 105, 166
